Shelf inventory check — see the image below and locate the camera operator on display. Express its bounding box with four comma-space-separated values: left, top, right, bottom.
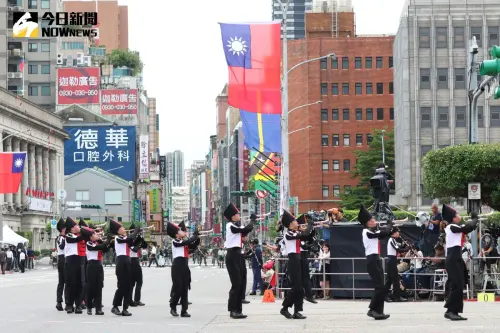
371, 163, 394, 219
479, 230, 498, 274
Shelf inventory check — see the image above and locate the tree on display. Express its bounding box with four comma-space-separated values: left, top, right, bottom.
422, 144, 500, 210
340, 186, 373, 210
247, 178, 255, 191
107, 49, 144, 76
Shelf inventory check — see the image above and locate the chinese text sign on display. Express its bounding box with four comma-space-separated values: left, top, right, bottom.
101, 89, 138, 115
64, 126, 136, 181
149, 188, 160, 213
139, 135, 149, 179
57, 67, 100, 104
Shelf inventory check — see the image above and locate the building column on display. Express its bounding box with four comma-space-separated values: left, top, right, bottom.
4, 137, 13, 207
21, 141, 29, 206
28, 144, 36, 193
36, 147, 43, 191
49, 151, 57, 212
42, 149, 49, 197
12, 138, 21, 208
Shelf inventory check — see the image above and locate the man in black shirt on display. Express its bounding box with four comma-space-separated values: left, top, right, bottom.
425, 204, 442, 254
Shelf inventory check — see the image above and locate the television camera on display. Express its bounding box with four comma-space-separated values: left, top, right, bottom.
369, 166, 395, 222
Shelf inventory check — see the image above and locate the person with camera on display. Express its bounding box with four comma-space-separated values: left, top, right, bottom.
385, 227, 409, 302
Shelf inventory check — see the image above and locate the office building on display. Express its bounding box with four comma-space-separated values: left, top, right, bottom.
148, 97, 159, 161
166, 150, 185, 187
272, 0, 312, 39
393, 0, 500, 209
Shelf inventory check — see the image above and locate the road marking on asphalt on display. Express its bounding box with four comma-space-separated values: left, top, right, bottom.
81, 321, 102, 324
45, 321, 65, 323
122, 322, 143, 325
204, 276, 208, 279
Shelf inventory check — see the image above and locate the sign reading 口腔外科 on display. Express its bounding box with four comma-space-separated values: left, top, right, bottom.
101, 89, 138, 115
64, 126, 136, 181
57, 67, 100, 105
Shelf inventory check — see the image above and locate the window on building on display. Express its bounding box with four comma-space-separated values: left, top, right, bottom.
76, 190, 90, 201
438, 107, 449, 128
343, 159, 351, 171
436, 27, 448, 48
389, 82, 394, 94
390, 108, 394, 120
342, 83, 349, 95
331, 57, 338, 69
28, 43, 38, 52
28, 85, 38, 96
37, 43, 49, 54
355, 57, 362, 69
389, 56, 393, 68
421, 107, 432, 128
342, 108, 350, 120
343, 134, 350, 146
321, 83, 328, 95
454, 26, 465, 48
41, 85, 50, 96
376, 56, 383, 68
333, 185, 341, 198
333, 160, 340, 171
342, 57, 349, 69
105, 190, 123, 205
356, 134, 363, 146
332, 134, 339, 146
376, 82, 384, 94
367, 133, 373, 143
455, 106, 466, 127
489, 26, 499, 47
28, 0, 37, 9
490, 106, 500, 127
419, 27, 430, 48
321, 134, 329, 146
366, 82, 373, 94
41, 0, 50, 9
478, 106, 484, 127
320, 58, 328, 69
331, 83, 339, 95
471, 26, 482, 47
321, 109, 328, 121
366, 108, 373, 120
28, 64, 38, 74
332, 109, 339, 120
377, 108, 384, 120
355, 82, 362, 95
355, 108, 362, 120
365, 57, 372, 68
420, 68, 431, 89
421, 145, 432, 157
344, 185, 352, 194
437, 68, 448, 89
322, 185, 329, 198
322, 160, 329, 171
454, 68, 466, 89
41, 64, 50, 74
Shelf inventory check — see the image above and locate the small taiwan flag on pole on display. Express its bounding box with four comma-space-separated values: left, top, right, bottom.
19, 58, 24, 72
0, 152, 26, 194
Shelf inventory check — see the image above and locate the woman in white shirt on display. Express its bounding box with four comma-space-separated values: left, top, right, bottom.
19, 250, 26, 273
318, 244, 331, 297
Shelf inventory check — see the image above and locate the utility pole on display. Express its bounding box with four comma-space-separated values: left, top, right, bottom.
381, 129, 386, 165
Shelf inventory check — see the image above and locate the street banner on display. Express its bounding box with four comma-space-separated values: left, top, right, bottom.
57, 67, 100, 104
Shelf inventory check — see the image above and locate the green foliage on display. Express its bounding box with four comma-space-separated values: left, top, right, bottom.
247, 178, 255, 191
16, 231, 33, 245
108, 49, 144, 76
340, 210, 416, 222
340, 186, 373, 210
422, 144, 500, 210
484, 212, 500, 227
45, 222, 52, 234
267, 214, 279, 240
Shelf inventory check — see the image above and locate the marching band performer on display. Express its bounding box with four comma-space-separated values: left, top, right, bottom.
78, 219, 89, 309
81, 227, 109, 315
170, 221, 195, 307
297, 214, 317, 304
442, 204, 478, 321
385, 227, 408, 302
55, 218, 67, 311
169, 221, 197, 317
224, 203, 254, 319
110, 219, 140, 316
64, 217, 84, 314
358, 205, 391, 320
280, 210, 312, 319
130, 224, 147, 307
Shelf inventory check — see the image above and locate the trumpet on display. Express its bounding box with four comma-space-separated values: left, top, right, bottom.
196, 229, 213, 236
462, 210, 494, 222
126, 225, 155, 233
93, 223, 106, 228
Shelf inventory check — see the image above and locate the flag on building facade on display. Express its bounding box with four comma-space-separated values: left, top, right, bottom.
240, 109, 282, 153
0, 152, 26, 193
219, 22, 281, 114
250, 151, 280, 193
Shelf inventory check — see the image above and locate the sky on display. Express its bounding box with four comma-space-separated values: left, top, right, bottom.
117, 0, 406, 167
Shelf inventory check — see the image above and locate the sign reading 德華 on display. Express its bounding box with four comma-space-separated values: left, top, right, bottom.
57, 67, 100, 105
64, 126, 136, 182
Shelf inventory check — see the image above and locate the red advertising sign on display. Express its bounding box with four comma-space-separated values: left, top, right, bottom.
101, 89, 139, 115
57, 67, 100, 105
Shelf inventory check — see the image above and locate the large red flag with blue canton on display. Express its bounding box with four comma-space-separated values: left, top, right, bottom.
0, 152, 26, 193
220, 22, 281, 114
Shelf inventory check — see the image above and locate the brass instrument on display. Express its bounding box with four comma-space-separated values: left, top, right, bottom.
196, 229, 213, 237
125, 225, 155, 233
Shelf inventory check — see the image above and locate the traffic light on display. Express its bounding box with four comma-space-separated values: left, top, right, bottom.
480, 46, 500, 99
81, 204, 102, 209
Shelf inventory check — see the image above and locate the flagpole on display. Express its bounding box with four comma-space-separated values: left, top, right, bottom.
21, 55, 24, 97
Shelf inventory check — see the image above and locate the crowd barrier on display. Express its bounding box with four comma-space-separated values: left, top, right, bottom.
270, 256, 500, 300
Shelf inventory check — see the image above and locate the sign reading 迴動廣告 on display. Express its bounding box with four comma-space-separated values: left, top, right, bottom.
101, 89, 139, 115
57, 67, 100, 105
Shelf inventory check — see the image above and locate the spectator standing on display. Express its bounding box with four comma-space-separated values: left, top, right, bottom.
148, 244, 159, 267
249, 239, 264, 295
27, 247, 35, 269
0, 248, 7, 274
19, 250, 26, 273
6, 247, 13, 271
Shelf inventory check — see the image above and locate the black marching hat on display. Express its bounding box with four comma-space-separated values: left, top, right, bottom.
65, 217, 77, 231
441, 204, 457, 223
129, 223, 136, 231
390, 226, 400, 235
80, 226, 95, 241
224, 203, 239, 220
250, 213, 257, 221
357, 205, 373, 226
79, 218, 88, 228
166, 222, 180, 238
56, 218, 66, 233
281, 210, 296, 228
178, 221, 187, 232
296, 214, 306, 225
109, 219, 122, 235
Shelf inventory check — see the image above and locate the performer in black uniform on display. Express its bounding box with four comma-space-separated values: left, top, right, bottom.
110, 219, 140, 316
55, 218, 68, 311
442, 204, 478, 321
170, 221, 195, 306
240, 236, 250, 304
385, 227, 408, 302
359, 205, 391, 320
64, 217, 84, 314
78, 219, 89, 310
169, 222, 197, 317
297, 214, 317, 304
224, 203, 254, 319
130, 224, 147, 307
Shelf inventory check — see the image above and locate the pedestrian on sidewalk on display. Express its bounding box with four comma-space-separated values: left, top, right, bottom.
6, 247, 13, 271
19, 249, 26, 273
0, 247, 7, 274
148, 244, 159, 267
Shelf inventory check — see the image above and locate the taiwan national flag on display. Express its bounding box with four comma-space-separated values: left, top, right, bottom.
0, 152, 26, 194
220, 22, 281, 114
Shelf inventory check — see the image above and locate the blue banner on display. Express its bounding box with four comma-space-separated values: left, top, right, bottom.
64, 126, 136, 181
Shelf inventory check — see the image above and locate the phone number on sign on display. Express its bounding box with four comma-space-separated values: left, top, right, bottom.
58, 90, 99, 97
101, 104, 138, 111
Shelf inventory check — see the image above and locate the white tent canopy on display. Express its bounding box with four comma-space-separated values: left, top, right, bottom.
1, 224, 29, 245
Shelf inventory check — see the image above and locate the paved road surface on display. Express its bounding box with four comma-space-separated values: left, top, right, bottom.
0, 263, 498, 333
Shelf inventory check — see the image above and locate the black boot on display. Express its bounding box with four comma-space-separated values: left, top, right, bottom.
75, 306, 83, 314
121, 309, 132, 316
135, 301, 145, 306
170, 308, 179, 317
66, 306, 75, 314
304, 296, 317, 304
280, 308, 293, 319
111, 307, 122, 316
181, 311, 191, 317
95, 308, 104, 315
230, 311, 247, 319
87, 308, 92, 315
56, 303, 64, 311
293, 312, 306, 319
